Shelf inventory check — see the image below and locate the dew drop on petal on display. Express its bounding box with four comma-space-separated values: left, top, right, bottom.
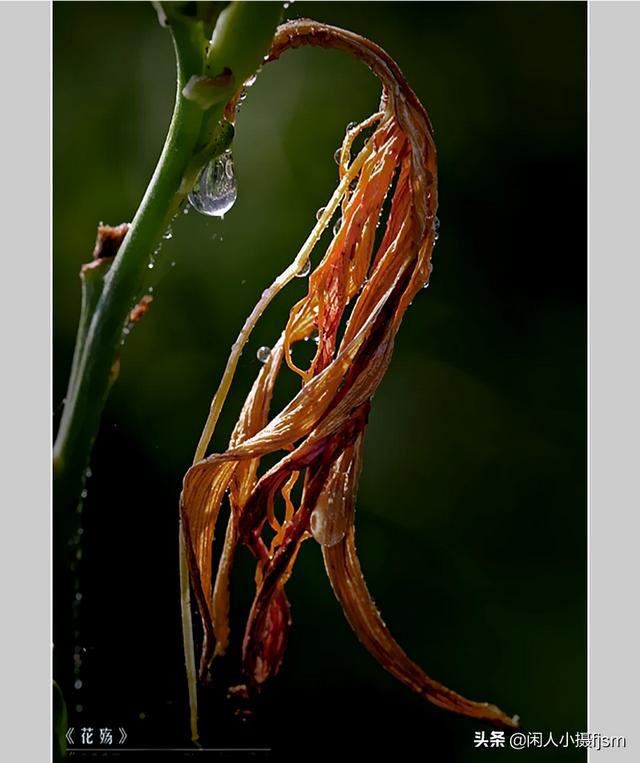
296, 258, 311, 278
310, 493, 346, 547
257, 346, 271, 364
188, 150, 237, 217
333, 218, 342, 237
334, 148, 342, 165
346, 121, 358, 132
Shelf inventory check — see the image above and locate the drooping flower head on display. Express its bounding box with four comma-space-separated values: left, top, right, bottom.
180, 19, 518, 739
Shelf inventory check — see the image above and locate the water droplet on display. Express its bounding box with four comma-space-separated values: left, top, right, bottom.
182, 206, 190, 215
188, 150, 237, 217
245, 73, 257, 88
238, 89, 247, 103
74, 680, 82, 690
346, 121, 358, 132
257, 346, 271, 364
80, 489, 88, 499
333, 218, 342, 237
162, 226, 173, 240
296, 258, 311, 278
310, 493, 346, 546
334, 148, 342, 165
433, 216, 440, 230
316, 206, 326, 221
147, 262, 154, 270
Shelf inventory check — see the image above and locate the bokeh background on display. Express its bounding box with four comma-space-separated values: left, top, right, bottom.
54, 2, 586, 760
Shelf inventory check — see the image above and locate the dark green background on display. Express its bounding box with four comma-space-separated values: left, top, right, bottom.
54, 2, 586, 760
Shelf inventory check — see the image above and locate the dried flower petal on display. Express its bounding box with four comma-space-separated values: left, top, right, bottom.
180, 19, 518, 739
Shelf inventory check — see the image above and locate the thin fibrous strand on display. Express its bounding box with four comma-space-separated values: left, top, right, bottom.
192, 138, 374, 464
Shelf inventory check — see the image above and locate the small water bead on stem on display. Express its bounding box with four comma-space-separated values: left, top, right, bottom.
295, 257, 311, 278
256, 346, 271, 364
188, 149, 237, 217
162, 226, 173, 240
333, 217, 342, 236
316, 206, 326, 221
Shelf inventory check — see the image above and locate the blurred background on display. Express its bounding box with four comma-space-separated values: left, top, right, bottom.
54, 2, 586, 760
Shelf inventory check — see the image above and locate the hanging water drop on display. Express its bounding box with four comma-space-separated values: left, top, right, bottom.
188, 150, 237, 217
433, 215, 440, 241
316, 206, 326, 221
257, 346, 271, 364
346, 121, 358, 131
296, 258, 311, 278
333, 218, 342, 237
244, 73, 257, 88
334, 148, 342, 165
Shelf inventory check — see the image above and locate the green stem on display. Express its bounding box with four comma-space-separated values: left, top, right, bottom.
53, 16, 204, 507
53, 2, 282, 518
52, 2, 282, 744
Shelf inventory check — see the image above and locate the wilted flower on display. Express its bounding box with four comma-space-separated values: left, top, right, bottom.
180, 19, 518, 739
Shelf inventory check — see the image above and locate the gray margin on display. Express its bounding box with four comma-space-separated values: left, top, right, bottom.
590, 1, 639, 760
0, 1, 51, 761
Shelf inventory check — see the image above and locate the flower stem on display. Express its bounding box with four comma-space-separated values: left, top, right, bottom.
52, 0, 282, 743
